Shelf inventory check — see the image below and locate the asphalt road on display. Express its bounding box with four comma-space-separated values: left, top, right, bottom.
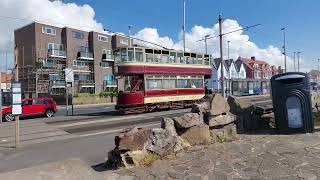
0, 105, 190, 173
55, 104, 115, 117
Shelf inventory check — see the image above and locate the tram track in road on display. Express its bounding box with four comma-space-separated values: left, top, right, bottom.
48, 109, 190, 137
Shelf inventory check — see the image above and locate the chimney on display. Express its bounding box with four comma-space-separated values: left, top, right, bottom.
251, 56, 256, 60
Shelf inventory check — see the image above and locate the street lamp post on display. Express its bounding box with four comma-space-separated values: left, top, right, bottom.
281, 28, 287, 73
227, 40, 231, 96
293, 52, 296, 72
204, 35, 210, 54
297, 52, 301, 72
128, 25, 132, 47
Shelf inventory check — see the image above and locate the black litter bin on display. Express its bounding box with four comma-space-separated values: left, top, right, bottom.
271, 72, 314, 134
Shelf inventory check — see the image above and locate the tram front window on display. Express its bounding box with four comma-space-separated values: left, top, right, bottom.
124, 75, 144, 92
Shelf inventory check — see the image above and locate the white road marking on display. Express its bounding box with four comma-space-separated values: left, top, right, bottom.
78, 123, 160, 137
56, 110, 187, 128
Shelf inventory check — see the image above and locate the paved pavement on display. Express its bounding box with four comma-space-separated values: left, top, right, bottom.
115, 128, 320, 180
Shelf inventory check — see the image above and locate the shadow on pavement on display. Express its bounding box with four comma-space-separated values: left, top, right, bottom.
91, 162, 112, 172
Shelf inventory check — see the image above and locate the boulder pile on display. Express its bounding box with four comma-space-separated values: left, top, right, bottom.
105, 94, 238, 169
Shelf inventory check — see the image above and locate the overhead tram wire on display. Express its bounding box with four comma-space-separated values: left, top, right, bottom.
197, 24, 261, 42
0, 15, 169, 50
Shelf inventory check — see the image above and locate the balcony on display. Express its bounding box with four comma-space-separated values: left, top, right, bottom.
72, 66, 91, 74
78, 52, 94, 60
48, 49, 66, 58
104, 80, 117, 87
78, 80, 95, 88
102, 53, 114, 62
51, 80, 66, 88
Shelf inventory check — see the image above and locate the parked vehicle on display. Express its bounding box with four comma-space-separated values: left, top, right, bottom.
1, 98, 57, 122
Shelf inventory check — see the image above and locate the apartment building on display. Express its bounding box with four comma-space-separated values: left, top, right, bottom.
14, 22, 129, 98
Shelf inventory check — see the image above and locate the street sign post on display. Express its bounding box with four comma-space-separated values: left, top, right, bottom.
65, 68, 74, 116
12, 82, 21, 148
12, 82, 22, 115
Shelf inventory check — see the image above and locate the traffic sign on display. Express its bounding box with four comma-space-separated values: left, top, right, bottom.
65, 68, 74, 83
11, 82, 22, 115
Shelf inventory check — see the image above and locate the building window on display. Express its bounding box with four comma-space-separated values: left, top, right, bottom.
101, 62, 110, 68
72, 31, 84, 39
98, 35, 108, 42
146, 75, 203, 90
78, 74, 92, 81
42, 27, 56, 35
120, 39, 129, 45
73, 60, 88, 67
102, 49, 112, 59
135, 48, 144, 62
43, 59, 55, 67
231, 70, 236, 78
49, 74, 63, 81
104, 75, 115, 84
78, 46, 89, 53
48, 43, 64, 50
240, 71, 245, 78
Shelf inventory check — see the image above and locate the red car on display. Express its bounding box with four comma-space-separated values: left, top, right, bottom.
1, 98, 57, 122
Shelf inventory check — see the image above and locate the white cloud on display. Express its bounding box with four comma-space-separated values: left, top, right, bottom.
0, 0, 104, 71
0, 0, 310, 73
134, 19, 311, 72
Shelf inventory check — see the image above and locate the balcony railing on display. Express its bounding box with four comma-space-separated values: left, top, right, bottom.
48, 49, 66, 58
51, 80, 66, 88
104, 80, 117, 87
102, 53, 114, 61
78, 52, 94, 60
78, 80, 95, 88
72, 66, 92, 73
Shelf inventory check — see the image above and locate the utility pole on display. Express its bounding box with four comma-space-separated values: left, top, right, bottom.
318, 58, 320, 72
293, 52, 296, 72
227, 40, 231, 96
218, 14, 225, 97
14, 45, 20, 148
297, 51, 301, 72
128, 25, 132, 47
281, 28, 287, 72
204, 35, 210, 54
183, 0, 186, 52
318, 58, 320, 82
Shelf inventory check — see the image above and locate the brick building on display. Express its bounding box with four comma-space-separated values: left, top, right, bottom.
14, 22, 130, 98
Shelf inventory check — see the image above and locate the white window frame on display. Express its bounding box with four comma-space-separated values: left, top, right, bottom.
98, 35, 108, 42
42, 26, 56, 35
120, 39, 129, 45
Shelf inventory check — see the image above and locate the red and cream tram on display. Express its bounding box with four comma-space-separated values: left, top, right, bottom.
114, 46, 212, 113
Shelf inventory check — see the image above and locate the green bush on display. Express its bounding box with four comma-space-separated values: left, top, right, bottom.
98, 91, 118, 98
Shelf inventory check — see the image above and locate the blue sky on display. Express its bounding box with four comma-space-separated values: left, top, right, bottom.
0, 0, 318, 71
64, 0, 320, 65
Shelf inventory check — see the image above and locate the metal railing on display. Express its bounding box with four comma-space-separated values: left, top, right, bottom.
78, 52, 93, 60
48, 49, 66, 58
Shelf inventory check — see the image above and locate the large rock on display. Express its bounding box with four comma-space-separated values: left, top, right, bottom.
146, 128, 176, 156
161, 117, 191, 153
161, 117, 177, 136
210, 94, 230, 116
207, 113, 235, 127
227, 96, 253, 114
210, 123, 238, 143
115, 127, 151, 151
191, 101, 211, 114
179, 125, 211, 146
173, 113, 202, 129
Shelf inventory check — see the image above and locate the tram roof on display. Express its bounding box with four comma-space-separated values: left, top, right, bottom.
114, 46, 211, 57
